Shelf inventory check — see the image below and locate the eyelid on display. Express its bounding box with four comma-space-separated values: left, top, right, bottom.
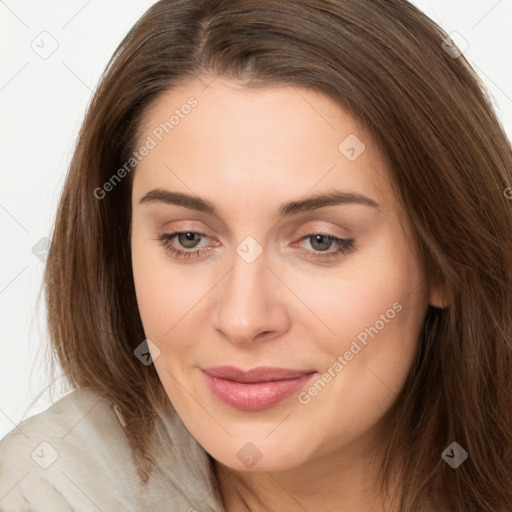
290, 221, 354, 248
295, 225, 350, 238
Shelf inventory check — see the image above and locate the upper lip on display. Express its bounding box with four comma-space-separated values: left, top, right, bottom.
201, 366, 317, 383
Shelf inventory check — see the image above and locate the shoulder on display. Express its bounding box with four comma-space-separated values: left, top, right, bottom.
0, 386, 123, 453
0, 387, 193, 511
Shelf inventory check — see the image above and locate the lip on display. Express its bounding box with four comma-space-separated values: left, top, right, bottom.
202, 366, 317, 411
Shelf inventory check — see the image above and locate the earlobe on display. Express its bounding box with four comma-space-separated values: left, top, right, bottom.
429, 287, 448, 309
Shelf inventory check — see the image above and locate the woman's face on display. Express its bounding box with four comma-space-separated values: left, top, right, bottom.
130, 77, 435, 472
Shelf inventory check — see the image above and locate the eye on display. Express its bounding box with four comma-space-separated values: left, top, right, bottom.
155, 231, 355, 262
295, 233, 355, 261
156, 231, 213, 260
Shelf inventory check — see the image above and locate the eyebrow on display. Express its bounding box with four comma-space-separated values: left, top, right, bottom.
139, 188, 379, 217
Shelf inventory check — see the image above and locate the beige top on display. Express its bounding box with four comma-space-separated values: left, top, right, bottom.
0, 387, 223, 511
1, 387, 438, 511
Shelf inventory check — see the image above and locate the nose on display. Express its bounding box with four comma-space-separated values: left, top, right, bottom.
212, 250, 290, 345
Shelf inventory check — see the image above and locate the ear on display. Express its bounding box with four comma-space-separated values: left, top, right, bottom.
429, 285, 448, 309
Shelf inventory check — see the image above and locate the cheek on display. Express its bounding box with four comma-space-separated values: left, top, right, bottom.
291, 276, 425, 458
131, 232, 178, 336
131, 236, 221, 351
282, 250, 421, 355
289, 235, 427, 405
304, 252, 426, 428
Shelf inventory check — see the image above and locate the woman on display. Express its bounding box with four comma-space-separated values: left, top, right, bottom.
1, 0, 512, 510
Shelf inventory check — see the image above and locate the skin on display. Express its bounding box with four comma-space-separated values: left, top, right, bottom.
130, 76, 443, 511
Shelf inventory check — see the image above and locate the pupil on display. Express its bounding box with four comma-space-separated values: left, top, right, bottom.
180, 232, 199, 248
313, 235, 331, 251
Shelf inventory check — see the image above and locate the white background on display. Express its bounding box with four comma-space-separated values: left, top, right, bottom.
1, 0, 512, 440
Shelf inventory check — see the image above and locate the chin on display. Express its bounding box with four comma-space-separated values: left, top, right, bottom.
206, 436, 312, 474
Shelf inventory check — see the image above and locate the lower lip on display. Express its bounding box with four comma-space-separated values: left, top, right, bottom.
203, 371, 317, 411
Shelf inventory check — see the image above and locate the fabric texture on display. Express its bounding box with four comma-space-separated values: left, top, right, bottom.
0, 387, 438, 511
0, 387, 223, 511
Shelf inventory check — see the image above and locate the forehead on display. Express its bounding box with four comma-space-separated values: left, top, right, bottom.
132, 77, 393, 213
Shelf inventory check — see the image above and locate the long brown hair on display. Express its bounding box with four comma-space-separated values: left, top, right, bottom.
45, 0, 512, 510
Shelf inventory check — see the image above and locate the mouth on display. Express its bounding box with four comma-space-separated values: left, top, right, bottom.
201, 366, 318, 411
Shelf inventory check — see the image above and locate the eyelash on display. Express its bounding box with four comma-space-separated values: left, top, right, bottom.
155, 231, 355, 262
